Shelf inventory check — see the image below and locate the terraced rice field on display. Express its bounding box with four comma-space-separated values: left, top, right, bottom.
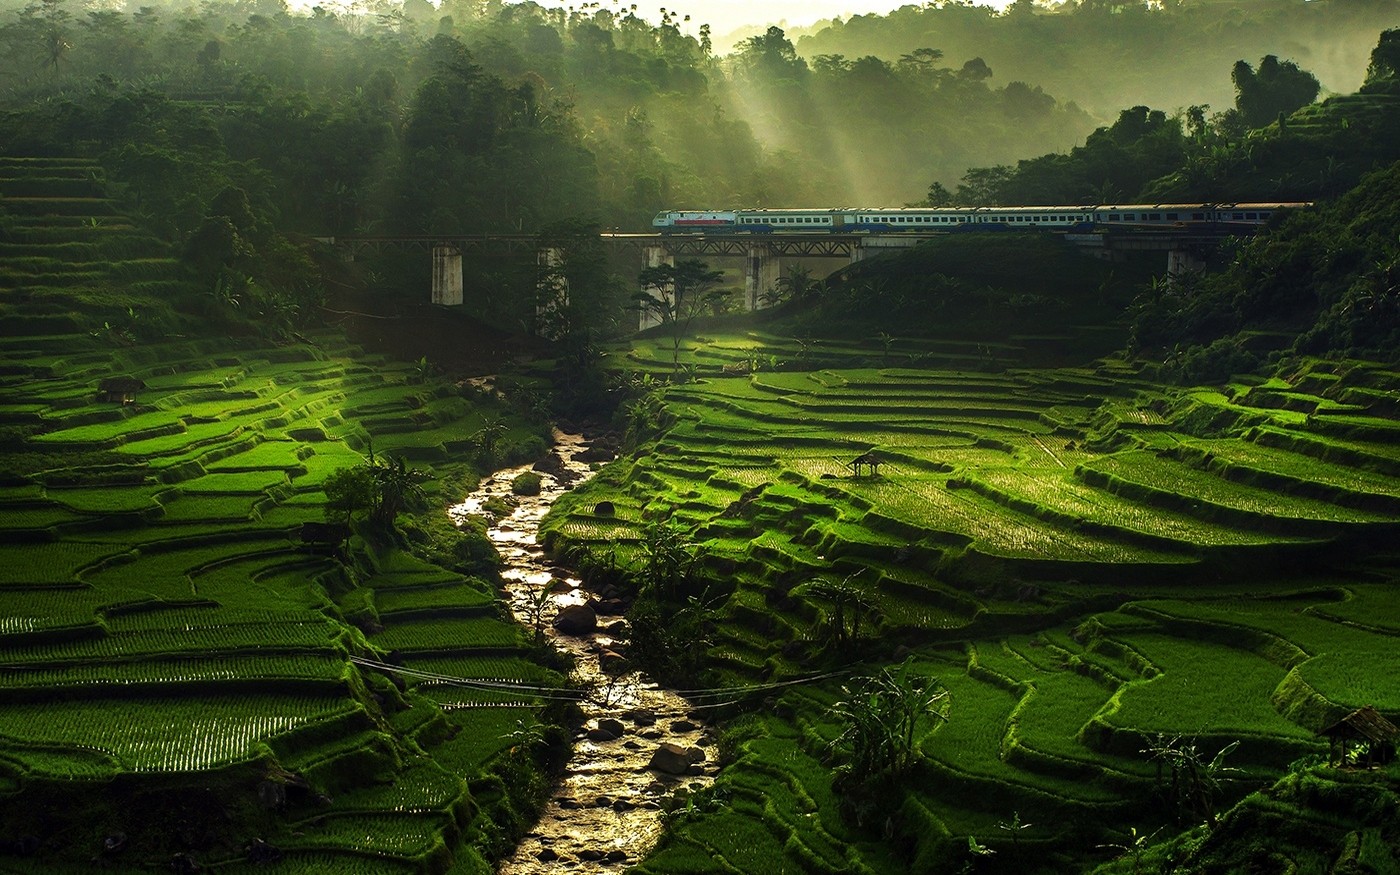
0, 158, 557, 873
542, 336, 1400, 871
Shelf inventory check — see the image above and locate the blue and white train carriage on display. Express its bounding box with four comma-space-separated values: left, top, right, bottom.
652, 203, 1308, 233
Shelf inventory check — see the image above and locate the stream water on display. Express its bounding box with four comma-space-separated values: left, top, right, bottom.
448, 431, 716, 872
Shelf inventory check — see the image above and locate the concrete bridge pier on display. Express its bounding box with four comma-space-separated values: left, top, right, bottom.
431, 244, 463, 306
536, 247, 569, 338
1166, 246, 1208, 279
849, 235, 922, 266
639, 245, 674, 330
745, 243, 781, 310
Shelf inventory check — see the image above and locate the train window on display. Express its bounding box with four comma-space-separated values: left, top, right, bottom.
1149, 213, 1160, 220
1166, 213, 1178, 220
1193, 213, 1205, 220
1233, 213, 1244, 220
1259, 212, 1270, 219
1124, 214, 1135, 220
1246, 213, 1257, 220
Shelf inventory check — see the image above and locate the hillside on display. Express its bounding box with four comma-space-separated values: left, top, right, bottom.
0, 158, 561, 872
540, 333, 1400, 873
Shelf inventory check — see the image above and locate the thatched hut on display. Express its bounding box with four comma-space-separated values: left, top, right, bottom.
98, 376, 146, 404
1320, 705, 1399, 768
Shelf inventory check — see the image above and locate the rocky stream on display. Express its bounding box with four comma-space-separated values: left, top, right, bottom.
448, 432, 717, 872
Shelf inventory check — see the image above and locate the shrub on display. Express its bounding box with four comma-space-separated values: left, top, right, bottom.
510, 472, 543, 496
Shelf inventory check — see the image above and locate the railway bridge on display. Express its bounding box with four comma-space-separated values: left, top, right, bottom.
321, 223, 1247, 328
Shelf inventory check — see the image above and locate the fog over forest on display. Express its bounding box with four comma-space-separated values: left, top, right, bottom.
2, 0, 1394, 212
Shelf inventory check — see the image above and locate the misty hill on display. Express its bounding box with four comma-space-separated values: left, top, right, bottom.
796, 0, 1400, 121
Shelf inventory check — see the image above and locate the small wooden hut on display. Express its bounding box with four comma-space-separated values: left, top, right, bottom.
98, 377, 146, 404
1320, 705, 1399, 768
849, 451, 882, 478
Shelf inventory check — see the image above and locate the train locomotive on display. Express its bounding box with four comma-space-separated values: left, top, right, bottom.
652, 204, 1308, 233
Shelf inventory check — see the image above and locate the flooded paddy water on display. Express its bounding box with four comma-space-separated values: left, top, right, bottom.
449, 432, 717, 872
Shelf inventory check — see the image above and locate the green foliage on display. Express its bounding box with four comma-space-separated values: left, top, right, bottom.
636, 258, 729, 370
323, 464, 376, 524
1233, 55, 1321, 130
509, 471, 542, 496
829, 660, 947, 826
1131, 159, 1400, 362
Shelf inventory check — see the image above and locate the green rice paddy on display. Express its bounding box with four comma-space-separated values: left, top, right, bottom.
541, 336, 1400, 872
0, 158, 562, 873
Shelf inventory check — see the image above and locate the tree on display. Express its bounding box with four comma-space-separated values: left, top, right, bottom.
323, 465, 376, 524
636, 258, 726, 369
1141, 733, 1240, 825
925, 181, 954, 207
829, 659, 948, 825
795, 572, 876, 645
365, 450, 428, 527
1232, 55, 1319, 129
760, 264, 823, 308
638, 517, 703, 600
1365, 28, 1400, 86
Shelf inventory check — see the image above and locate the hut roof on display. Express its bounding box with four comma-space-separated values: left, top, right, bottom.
1320, 706, 1400, 744
99, 377, 147, 393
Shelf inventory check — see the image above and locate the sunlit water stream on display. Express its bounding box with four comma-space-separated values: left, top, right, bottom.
448, 431, 716, 872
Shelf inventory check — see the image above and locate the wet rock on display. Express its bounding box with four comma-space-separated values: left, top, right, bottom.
606, 849, 629, 862
601, 619, 629, 636
612, 798, 635, 812
640, 728, 663, 740
646, 781, 668, 793
553, 604, 597, 636
546, 578, 572, 594
669, 719, 698, 733
598, 650, 628, 673
686, 747, 707, 763
574, 445, 616, 464
627, 708, 657, 726
533, 453, 565, 477
648, 742, 693, 775
587, 726, 619, 741
578, 848, 605, 862
685, 763, 706, 776
596, 598, 628, 617
594, 795, 612, 807
598, 718, 626, 737
623, 740, 641, 750
558, 797, 581, 809
537, 848, 559, 862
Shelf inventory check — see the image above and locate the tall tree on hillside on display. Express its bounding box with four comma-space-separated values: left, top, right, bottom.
636, 258, 726, 369
1232, 55, 1320, 128
1365, 28, 1400, 86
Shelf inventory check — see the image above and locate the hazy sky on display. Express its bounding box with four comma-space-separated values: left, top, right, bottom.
527, 1, 1014, 41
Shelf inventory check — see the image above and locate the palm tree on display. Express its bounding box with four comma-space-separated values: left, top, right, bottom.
366, 451, 427, 526
830, 659, 947, 789
796, 572, 876, 645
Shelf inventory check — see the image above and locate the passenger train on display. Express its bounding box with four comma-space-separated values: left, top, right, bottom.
652, 204, 1309, 233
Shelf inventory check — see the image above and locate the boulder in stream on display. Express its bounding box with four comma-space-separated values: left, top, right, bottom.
598, 649, 628, 673
648, 742, 693, 775
553, 604, 597, 635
